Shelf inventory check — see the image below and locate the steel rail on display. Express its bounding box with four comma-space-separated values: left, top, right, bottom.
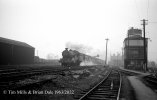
116, 70, 122, 100
79, 69, 112, 100
79, 69, 122, 100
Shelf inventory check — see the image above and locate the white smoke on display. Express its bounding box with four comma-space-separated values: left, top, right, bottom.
80, 61, 96, 66
65, 42, 93, 54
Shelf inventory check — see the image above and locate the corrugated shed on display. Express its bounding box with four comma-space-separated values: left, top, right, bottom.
0, 37, 34, 48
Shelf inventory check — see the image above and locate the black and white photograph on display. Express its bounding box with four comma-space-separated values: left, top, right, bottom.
0, 0, 157, 100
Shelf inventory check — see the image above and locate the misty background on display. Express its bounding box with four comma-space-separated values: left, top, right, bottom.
0, 0, 157, 62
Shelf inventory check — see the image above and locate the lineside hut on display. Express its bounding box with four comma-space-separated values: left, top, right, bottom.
0, 37, 35, 65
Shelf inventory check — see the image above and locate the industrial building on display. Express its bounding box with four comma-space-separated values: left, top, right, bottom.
108, 53, 123, 67
123, 27, 148, 71
0, 37, 35, 65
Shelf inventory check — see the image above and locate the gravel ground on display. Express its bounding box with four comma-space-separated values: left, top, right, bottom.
128, 76, 157, 100
2, 66, 107, 100
120, 76, 136, 100
37, 67, 106, 100
138, 76, 157, 93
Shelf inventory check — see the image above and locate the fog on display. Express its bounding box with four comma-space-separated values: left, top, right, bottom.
0, 0, 157, 62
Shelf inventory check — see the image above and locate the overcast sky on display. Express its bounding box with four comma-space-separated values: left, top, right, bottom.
0, 0, 157, 62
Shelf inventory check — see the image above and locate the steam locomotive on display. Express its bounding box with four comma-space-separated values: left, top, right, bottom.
60, 48, 105, 67
59, 48, 84, 67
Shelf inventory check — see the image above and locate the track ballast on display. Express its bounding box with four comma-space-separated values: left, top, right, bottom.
79, 69, 122, 100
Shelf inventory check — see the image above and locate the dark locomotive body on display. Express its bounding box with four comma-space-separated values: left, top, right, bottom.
60, 48, 84, 67
60, 48, 105, 67
123, 27, 148, 71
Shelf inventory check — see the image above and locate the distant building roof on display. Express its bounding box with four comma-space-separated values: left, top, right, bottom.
127, 27, 142, 37
0, 37, 34, 48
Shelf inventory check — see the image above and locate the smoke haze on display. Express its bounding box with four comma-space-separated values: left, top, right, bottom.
65, 42, 93, 54
65, 42, 108, 61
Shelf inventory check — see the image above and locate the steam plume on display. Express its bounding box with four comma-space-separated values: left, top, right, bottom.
65, 42, 93, 54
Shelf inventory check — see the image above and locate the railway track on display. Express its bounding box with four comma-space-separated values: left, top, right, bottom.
0, 68, 65, 91
143, 75, 157, 85
118, 68, 142, 76
0, 68, 63, 79
77, 69, 122, 100
0, 65, 98, 91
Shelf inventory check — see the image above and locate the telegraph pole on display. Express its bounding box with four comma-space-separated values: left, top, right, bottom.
141, 19, 148, 72
105, 38, 109, 65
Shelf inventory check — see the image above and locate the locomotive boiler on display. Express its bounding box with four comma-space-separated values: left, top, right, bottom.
59, 48, 84, 67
